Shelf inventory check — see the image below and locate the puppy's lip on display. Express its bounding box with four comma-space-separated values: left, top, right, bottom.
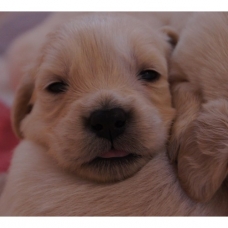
98, 149, 130, 158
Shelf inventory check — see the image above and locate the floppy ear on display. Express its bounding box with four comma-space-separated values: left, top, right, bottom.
161, 26, 178, 48
11, 30, 57, 139
177, 99, 228, 202
11, 65, 36, 139
168, 81, 202, 162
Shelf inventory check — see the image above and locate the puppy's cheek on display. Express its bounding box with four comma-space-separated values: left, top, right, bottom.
131, 104, 167, 154
148, 105, 176, 143
45, 114, 105, 167
47, 122, 86, 165
20, 114, 50, 147
145, 79, 175, 135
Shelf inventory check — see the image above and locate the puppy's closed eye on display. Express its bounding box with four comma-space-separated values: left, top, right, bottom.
46, 81, 68, 94
138, 69, 160, 82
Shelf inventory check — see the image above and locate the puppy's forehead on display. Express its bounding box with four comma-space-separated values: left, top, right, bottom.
41, 15, 168, 80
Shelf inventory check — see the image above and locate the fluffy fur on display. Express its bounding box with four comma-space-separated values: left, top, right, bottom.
6, 12, 190, 91
168, 12, 228, 203
1, 12, 227, 216
1, 140, 228, 215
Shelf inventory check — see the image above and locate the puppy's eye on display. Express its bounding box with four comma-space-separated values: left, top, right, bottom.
139, 70, 160, 82
46, 81, 68, 94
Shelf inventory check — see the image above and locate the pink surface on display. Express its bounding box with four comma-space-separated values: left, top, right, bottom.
0, 101, 19, 172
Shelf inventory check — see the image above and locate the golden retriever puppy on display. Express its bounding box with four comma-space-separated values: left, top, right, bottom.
2, 12, 227, 216
169, 12, 228, 203
9, 13, 176, 183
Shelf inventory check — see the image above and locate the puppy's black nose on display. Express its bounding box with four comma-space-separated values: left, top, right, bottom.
89, 108, 127, 141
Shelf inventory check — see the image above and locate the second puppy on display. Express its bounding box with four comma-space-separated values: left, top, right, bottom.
169, 12, 228, 203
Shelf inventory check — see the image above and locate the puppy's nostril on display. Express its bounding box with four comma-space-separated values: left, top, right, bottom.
89, 108, 128, 140
90, 110, 106, 132
92, 124, 103, 132
115, 120, 125, 128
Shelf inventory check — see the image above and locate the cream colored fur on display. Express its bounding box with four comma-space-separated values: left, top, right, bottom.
1, 12, 227, 216
1, 140, 228, 215
6, 12, 190, 91
169, 12, 228, 203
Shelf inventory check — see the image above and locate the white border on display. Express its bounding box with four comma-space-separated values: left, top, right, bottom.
1, 0, 228, 11
1, 217, 228, 228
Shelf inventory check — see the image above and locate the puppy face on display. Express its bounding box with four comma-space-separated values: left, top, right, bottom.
13, 14, 175, 182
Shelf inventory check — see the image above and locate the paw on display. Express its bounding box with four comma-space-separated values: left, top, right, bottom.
176, 99, 228, 202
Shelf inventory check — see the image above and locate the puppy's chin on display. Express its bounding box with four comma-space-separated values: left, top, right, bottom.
60, 153, 154, 183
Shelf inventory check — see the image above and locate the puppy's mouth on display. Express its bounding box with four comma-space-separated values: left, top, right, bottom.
98, 149, 131, 158
77, 144, 151, 182
88, 149, 142, 169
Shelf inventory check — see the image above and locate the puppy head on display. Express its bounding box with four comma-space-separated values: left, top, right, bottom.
12, 14, 176, 182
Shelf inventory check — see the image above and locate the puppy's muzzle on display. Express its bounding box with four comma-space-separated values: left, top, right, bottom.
89, 108, 127, 141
